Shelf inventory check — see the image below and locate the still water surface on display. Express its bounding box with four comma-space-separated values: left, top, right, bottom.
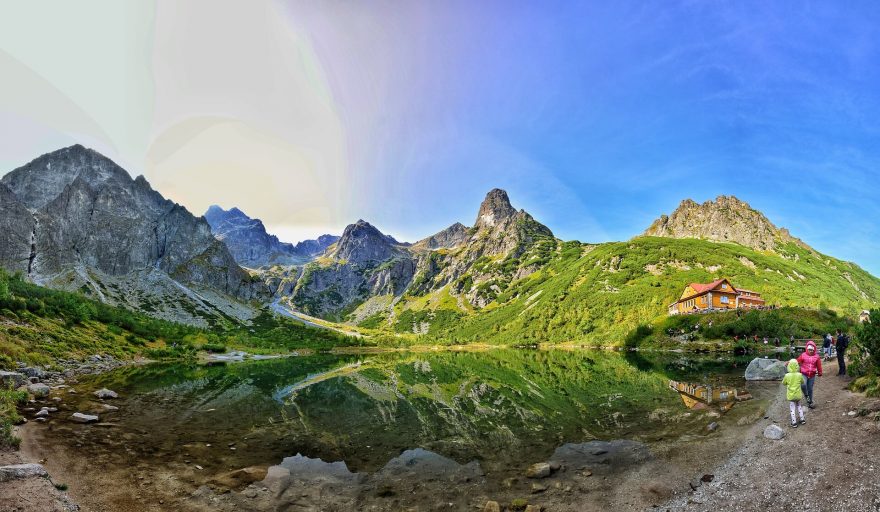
44, 349, 757, 481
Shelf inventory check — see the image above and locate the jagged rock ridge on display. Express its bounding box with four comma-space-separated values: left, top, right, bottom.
204, 205, 338, 267
642, 195, 809, 252
412, 223, 470, 251
0, 145, 266, 326
326, 220, 407, 265
277, 189, 557, 320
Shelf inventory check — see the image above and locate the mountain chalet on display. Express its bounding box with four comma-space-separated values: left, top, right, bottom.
668, 278, 765, 315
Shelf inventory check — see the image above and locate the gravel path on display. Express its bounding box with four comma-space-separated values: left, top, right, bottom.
660, 360, 880, 512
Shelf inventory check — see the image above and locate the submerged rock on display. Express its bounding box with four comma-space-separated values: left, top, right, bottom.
210, 466, 268, 490
744, 358, 787, 381
551, 440, 651, 473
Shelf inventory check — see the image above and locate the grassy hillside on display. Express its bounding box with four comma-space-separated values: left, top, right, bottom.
0, 269, 364, 370
391, 236, 880, 345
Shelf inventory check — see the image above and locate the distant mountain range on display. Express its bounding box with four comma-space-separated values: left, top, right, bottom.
1, 145, 878, 340
204, 205, 337, 267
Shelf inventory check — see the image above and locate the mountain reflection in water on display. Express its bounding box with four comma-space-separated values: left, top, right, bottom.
53, 350, 753, 481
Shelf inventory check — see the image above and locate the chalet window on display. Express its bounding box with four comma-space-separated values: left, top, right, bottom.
720, 296, 729, 304
721, 283, 727, 289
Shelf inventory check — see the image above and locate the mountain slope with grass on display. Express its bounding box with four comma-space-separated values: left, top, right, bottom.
0, 268, 360, 371
370, 196, 880, 345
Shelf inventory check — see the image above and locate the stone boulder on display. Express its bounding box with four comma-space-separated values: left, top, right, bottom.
20, 367, 46, 380
0, 371, 27, 388
0, 464, 47, 482
744, 358, 787, 381
525, 462, 552, 479
93, 388, 119, 399
763, 424, 785, 440
27, 383, 51, 398
209, 466, 268, 490
71, 412, 99, 424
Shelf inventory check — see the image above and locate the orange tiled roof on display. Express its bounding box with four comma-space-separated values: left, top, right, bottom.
688, 279, 727, 294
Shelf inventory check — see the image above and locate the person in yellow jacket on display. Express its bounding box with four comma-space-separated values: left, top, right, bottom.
782, 359, 807, 428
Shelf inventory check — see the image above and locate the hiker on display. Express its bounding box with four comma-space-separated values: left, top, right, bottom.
783, 359, 807, 427
822, 333, 832, 361
836, 330, 850, 376
797, 340, 822, 408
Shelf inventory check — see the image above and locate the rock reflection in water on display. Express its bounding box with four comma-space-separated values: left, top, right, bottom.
245, 448, 486, 511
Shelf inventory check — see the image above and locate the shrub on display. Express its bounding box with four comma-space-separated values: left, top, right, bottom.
851, 309, 880, 377
202, 343, 227, 353
624, 324, 653, 348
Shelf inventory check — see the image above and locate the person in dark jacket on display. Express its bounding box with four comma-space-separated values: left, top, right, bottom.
836, 331, 849, 376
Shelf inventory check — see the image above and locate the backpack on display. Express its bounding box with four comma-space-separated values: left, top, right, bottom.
838, 335, 849, 350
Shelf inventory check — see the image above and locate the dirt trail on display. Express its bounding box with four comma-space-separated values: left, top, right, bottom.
660, 360, 880, 512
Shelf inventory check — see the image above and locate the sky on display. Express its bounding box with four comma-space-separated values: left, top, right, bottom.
1, 1, 880, 275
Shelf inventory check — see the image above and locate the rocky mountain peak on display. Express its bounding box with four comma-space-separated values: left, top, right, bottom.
413, 222, 471, 251
330, 220, 402, 265
643, 195, 809, 252
0, 145, 266, 325
1, 144, 133, 209
475, 189, 517, 229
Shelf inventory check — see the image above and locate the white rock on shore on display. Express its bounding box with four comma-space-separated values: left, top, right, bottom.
744, 358, 787, 381
0, 463, 48, 482
763, 424, 785, 440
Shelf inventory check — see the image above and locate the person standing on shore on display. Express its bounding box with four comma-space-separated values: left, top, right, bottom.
783, 359, 807, 428
836, 330, 849, 376
797, 341, 822, 408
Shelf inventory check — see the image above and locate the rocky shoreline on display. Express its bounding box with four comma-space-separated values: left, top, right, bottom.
1, 353, 145, 511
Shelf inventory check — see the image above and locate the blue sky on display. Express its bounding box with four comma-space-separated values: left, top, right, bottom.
2, 1, 880, 275
286, 1, 880, 274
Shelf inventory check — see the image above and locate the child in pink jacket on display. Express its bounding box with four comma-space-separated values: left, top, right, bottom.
797, 340, 823, 408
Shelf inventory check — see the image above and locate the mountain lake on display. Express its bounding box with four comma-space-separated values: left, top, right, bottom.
21, 349, 779, 511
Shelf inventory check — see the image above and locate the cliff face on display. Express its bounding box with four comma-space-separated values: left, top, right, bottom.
642, 195, 809, 252
0, 145, 266, 325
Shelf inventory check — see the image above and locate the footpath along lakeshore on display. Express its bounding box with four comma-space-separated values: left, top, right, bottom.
662, 360, 880, 512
